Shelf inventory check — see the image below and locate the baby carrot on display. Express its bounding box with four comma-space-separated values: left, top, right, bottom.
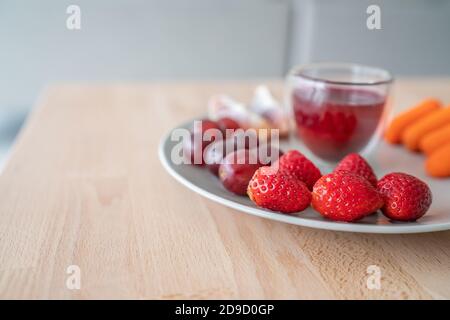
402, 106, 450, 151
384, 98, 441, 144
419, 123, 450, 155
425, 142, 450, 178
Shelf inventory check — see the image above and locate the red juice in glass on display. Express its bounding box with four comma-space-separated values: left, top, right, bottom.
287, 63, 392, 163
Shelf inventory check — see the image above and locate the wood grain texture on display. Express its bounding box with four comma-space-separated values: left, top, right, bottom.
0, 79, 449, 299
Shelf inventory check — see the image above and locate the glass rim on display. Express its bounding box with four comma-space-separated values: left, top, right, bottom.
289, 62, 394, 86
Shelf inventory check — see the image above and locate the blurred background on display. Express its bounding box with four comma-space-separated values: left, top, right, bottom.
1, 0, 450, 168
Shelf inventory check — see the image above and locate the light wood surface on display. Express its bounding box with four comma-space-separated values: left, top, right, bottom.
0, 79, 449, 299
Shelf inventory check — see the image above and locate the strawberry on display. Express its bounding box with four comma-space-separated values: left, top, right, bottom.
217, 117, 241, 133
312, 171, 383, 222
191, 119, 222, 136
334, 153, 378, 187
273, 150, 321, 190
377, 172, 432, 221
248, 166, 311, 213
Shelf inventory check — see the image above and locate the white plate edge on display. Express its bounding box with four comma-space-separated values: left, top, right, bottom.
158, 127, 450, 234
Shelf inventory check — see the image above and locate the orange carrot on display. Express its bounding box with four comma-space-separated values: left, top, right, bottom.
425, 142, 450, 178
419, 123, 450, 155
385, 98, 441, 144
402, 106, 450, 151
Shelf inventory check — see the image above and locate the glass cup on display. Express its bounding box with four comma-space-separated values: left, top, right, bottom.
286, 63, 393, 165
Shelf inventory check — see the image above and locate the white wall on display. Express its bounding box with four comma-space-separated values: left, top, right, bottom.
0, 0, 290, 114
289, 0, 450, 75
1, 0, 450, 119
3, 0, 450, 116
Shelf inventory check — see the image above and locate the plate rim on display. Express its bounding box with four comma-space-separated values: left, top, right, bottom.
158, 124, 450, 234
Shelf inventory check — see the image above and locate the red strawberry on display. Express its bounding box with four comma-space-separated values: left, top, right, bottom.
191, 119, 221, 136
273, 150, 321, 190
377, 172, 432, 221
217, 117, 241, 133
312, 171, 383, 222
334, 153, 378, 187
248, 166, 311, 213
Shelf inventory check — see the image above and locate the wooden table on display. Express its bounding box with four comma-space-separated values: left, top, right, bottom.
0, 79, 449, 299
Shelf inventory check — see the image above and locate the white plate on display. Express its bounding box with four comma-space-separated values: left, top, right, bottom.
159, 120, 450, 234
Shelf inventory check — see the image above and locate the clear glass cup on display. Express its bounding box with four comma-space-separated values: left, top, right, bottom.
286, 63, 393, 165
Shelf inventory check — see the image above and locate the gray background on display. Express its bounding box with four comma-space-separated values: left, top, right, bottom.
0, 0, 449, 166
